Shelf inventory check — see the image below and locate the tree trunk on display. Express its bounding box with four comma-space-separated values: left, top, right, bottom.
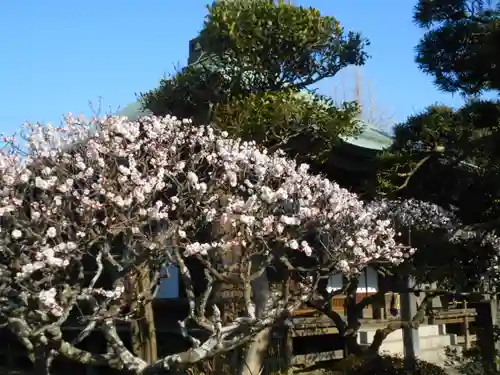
33, 346, 51, 375
238, 271, 272, 375
130, 264, 158, 364
240, 327, 272, 375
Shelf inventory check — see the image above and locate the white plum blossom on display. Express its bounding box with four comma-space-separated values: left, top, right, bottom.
46, 227, 57, 238
35, 176, 49, 190
38, 288, 63, 317
301, 240, 312, 256
11, 229, 22, 239
187, 171, 199, 185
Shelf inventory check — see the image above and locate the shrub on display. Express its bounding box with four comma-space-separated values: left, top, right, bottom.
446, 344, 500, 375
213, 90, 360, 164
335, 354, 448, 375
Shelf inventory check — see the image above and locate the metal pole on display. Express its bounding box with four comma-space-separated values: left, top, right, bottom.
401, 275, 420, 370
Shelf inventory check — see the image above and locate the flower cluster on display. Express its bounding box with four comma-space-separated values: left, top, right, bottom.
0, 114, 414, 320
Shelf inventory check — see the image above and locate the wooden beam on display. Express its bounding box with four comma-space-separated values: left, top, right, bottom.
291, 327, 340, 337
292, 350, 344, 366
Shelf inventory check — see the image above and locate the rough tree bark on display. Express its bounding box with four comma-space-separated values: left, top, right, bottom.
130, 264, 158, 364
240, 327, 272, 375
239, 271, 272, 375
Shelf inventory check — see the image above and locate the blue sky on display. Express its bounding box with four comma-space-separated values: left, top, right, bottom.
0, 0, 467, 135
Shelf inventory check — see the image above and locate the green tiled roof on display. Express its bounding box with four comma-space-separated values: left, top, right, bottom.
116, 101, 152, 121
295, 91, 393, 151
340, 122, 393, 151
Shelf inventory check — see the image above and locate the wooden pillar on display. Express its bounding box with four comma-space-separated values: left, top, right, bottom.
284, 326, 293, 375
475, 298, 497, 371
401, 276, 420, 370
463, 300, 471, 350
495, 295, 500, 372
372, 272, 384, 320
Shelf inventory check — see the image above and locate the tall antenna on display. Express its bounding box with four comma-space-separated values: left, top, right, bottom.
355, 69, 362, 114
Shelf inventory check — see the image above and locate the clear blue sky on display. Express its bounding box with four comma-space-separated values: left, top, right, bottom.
0, 0, 467, 135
